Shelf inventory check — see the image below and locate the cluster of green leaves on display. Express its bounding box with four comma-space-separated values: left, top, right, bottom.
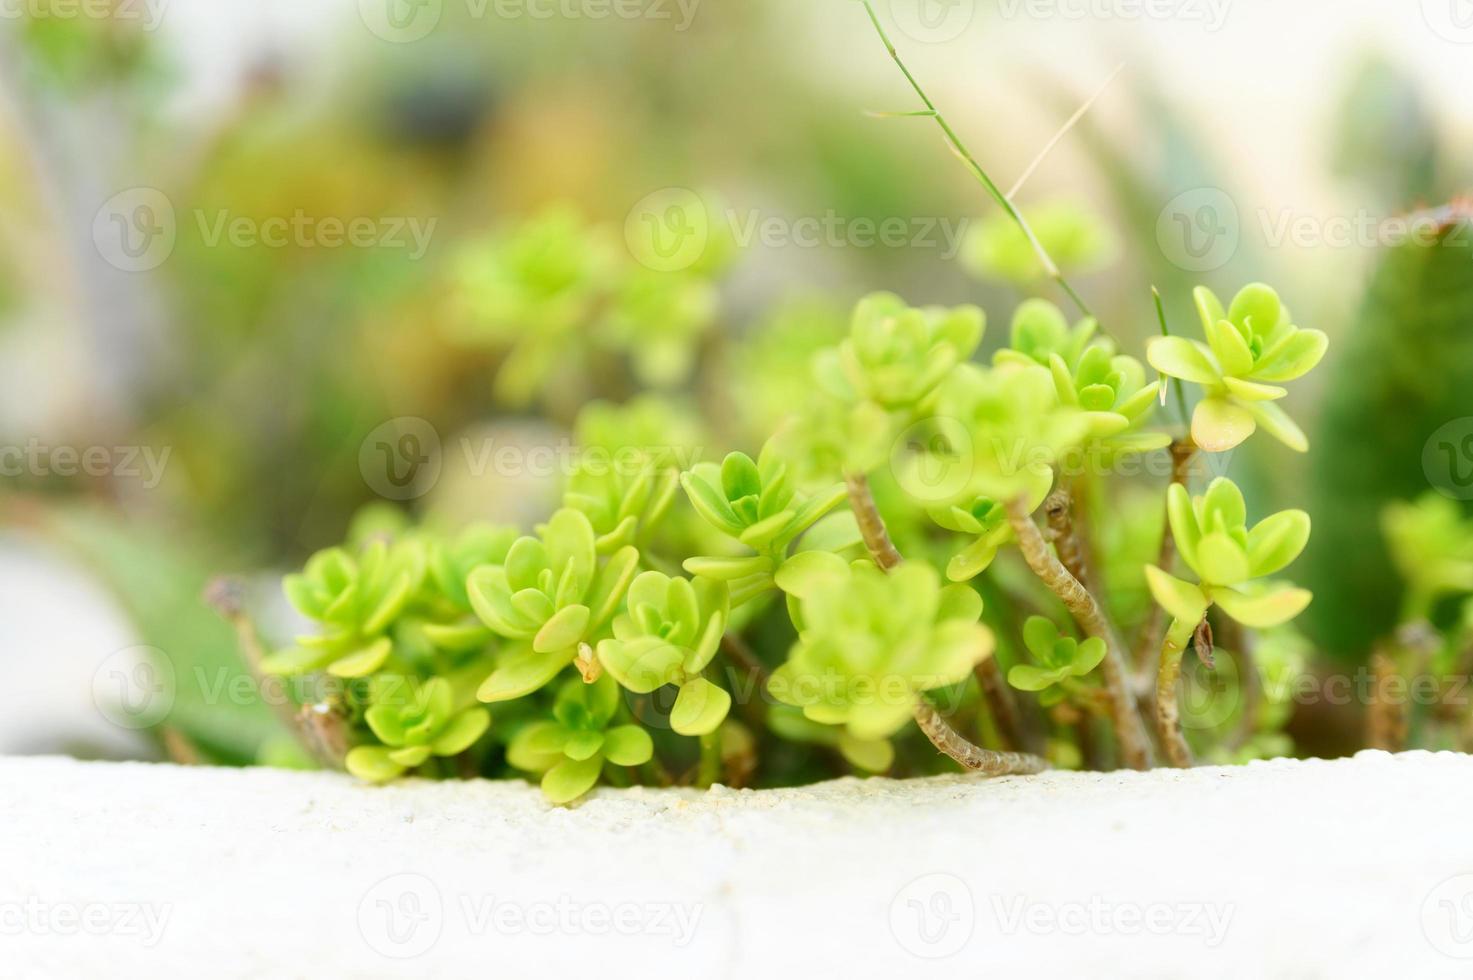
1148, 284, 1328, 453
263, 266, 1330, 799
447, 206, 732, 406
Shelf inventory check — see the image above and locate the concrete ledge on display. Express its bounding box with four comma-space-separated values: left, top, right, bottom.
1, 752, 1471, 977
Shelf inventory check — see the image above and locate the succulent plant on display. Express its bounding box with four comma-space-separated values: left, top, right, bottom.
814, 292, 984, 413
997, 299, 1168, 460
681, 444, 846, 584
1147, 283, 1328, 453
1145, 478, 1312, 630
505, 675, 654, 804
266, 537, 428, 678
769, 555, 992, 740
345, 675, 491, 783
596, 572, 733, 736
1382, 494, 1473, 622
926, 361, 1091, 512
467, 509, 639, 702
1007, 616, 1107, 705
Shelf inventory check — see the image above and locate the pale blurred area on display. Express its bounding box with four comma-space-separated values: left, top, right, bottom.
0, 0, 1467, 757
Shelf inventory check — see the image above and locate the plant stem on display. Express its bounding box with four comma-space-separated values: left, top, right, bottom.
1135, 439, 1198, 674
697, 727, 723, 788
857, 0, 1099, 329
1043, 488, 1090, 593
1155, 617, 1196, 768
848, 470, 1045, 774
913, 700, 1049, 775
973, 656, 1027, 753
1005, 497, 1154, 769
846, 472, 903, 571
204, 576, 347, 769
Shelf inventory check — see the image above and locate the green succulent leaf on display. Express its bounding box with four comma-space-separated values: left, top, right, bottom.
541, 756, 604, 805
670, 677, 732, 736
345, 746, 405, 784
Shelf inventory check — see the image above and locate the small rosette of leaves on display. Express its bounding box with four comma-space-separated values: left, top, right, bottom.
996, 300, 1168, 461
1147, 283, 1328, 453
467, 509, 638, 703
924, 361, 1091, 512
1145, 478, 1312, 629
769, 555, 993, 739
681, 444, 846, 588
505, 675, 654, 804
814, 291, 984, 412
267, 537, 428, 678
1007, 616, 1107, 706
596, 572, 733, 736
345, 675, 491, 783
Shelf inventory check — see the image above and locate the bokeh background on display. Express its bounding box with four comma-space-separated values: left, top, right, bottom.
2, 0, 1470, 763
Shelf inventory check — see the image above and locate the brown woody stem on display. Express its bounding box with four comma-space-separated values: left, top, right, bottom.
845, 472, 903, 571
1005, 497, 1154, 770
204, 576, 348, 770
847, 471, 1044, 776
913, 700, 1049, 775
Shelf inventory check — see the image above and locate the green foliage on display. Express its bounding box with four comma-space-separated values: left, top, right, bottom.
346, 675, 490, 783
1148, 283, 1328, 453
449, 207, 731, 406
1305, 208, 1473, 657
467, 509, 639, 701
1145, 478, 1312, 629
596, 572, 732, 735
681, 444, 847, 591
960, 200, 1115, 287
268, 537, 430, 678
505, 676, 653, 804
1382, 494, 1473, 622
769, 557, 991, 739
1007, 617, 1107, 704
996, 299, 1169, 462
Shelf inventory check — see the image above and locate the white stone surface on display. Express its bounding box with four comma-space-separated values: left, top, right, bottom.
1, 751, 1471, 978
